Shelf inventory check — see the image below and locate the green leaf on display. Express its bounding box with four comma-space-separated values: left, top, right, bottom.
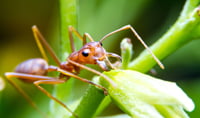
100, 70, 194, 118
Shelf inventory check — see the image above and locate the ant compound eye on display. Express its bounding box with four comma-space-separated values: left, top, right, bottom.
100, 42, 103, 46
82, 51, 89, 57
82, 49, 90, 57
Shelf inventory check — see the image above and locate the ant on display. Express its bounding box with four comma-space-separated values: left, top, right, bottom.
5, 25, 164, 117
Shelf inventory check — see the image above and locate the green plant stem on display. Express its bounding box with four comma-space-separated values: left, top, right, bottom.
50, 0, 78, 117
60, 0, 78, 58
128, 0, 200, 72
72, 85, 105, 118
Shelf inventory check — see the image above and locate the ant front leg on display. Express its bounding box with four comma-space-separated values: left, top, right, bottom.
67, 59, 116, 88
49, 65, 109, 95
105, 52, 122, 69
5, 72, 77, 118
99, 25, 164, 69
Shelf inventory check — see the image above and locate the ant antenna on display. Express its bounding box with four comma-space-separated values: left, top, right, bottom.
99, 25, 164, 69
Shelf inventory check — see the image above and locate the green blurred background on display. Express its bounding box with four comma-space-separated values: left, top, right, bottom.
0, 0, 200, 118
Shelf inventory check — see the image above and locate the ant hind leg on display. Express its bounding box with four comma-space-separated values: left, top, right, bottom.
5, 72, 77, 117
33, 79, 78, 118
5, 73, 47, 118
32, 25, 61, 66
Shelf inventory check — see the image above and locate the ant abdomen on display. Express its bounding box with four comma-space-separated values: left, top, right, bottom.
15, 58, 48, 76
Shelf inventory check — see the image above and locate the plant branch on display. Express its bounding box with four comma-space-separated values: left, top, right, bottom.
50, 0, 78, 117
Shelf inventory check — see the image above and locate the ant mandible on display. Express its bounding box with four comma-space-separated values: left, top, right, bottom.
5, 25, 164, 117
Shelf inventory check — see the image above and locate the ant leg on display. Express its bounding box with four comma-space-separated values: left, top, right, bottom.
48, 65, 109, 94
83, 33, 94, 42
54, 67, 108, 95
5, 72, 77, 117
5, 73, 47, 118
33, 80, 78, 118
104, 52, 122, 69
32, 25, 61, 65
99, 25, 164, 69
67, 59, 116, 88
68, 26, 94, 52
106, 52, 122, 62
32, 26, 48, 62
5, 72, 58, 81
68, 26, 78, 52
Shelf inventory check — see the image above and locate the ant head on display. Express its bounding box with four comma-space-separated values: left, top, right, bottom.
79, 42, 106, 63
69, 41, 108, 70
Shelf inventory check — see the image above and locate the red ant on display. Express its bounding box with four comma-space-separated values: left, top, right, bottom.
5, 25, 164, 117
